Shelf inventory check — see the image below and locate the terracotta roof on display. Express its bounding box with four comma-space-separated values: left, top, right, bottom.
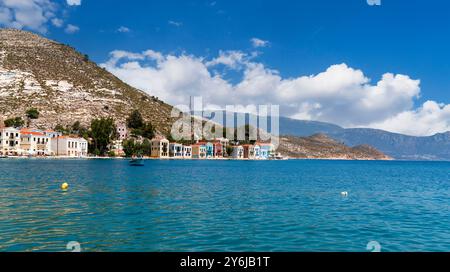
192, 143, 205, 147
20, 129, 46, 136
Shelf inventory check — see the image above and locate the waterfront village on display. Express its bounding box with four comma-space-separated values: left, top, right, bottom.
0, 110, 278, 160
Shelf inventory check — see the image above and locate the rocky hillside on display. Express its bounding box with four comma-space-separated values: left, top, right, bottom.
278, 134, 392, 160
0, 29, 174, 134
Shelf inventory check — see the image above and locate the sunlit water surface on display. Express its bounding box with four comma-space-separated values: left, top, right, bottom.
0, 159, 449, 252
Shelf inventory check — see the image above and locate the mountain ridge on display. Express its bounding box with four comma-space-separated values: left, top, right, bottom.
277, 116, 450, 161
0, 28, 175, 135
278, 134, 392, 160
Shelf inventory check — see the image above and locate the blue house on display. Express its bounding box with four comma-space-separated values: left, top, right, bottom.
205, 142, 214, 158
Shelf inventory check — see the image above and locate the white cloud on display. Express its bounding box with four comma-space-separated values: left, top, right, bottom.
251, 38, 270, 48
117, 26, 130, 33
369, 101, 450, 136
66, 0, 81, 6
168, 20, 182, 27
0, 0, 56, 33
0, 0, 79, 33
101, 49, 449, 136
206, 50, 247, 70
51, 17, 63, 27
64, 23, 79, 33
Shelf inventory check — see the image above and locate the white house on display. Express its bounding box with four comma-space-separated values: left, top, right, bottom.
231, 146, 244, 159
0, 127, 21, 156
20, 129, 50, 156
254, 144, 261, 159
43, 130, 63, 139
50, 136, 88, 157
169, 143, 183, 158
183, 145, 192, 159
259, 143, 276, 160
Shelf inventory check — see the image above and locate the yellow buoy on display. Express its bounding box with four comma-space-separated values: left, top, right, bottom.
61, 182, 69, 190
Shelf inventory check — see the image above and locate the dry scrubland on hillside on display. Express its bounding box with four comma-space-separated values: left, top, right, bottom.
0, 29, 174, 135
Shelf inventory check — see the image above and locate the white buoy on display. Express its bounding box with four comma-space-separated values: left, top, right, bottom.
341, 191, 348, 197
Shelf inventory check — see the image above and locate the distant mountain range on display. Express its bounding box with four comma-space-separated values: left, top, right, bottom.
278, 116, 450, 161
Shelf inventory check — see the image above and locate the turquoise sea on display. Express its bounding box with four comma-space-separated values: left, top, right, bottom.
0, 159, 449, 252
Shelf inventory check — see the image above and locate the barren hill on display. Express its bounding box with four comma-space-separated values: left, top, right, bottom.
278, 134, 392, 160
0, 29, 174, 134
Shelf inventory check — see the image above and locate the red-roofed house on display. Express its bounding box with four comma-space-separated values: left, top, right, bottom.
20, 129, 50, 156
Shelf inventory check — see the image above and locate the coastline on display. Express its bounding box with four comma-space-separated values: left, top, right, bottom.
2, 156, 449, 162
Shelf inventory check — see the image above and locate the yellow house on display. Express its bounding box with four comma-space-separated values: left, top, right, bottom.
151, 136, 169, 158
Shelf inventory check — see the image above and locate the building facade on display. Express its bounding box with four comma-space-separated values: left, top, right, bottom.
20, 130, 50, 156
50, 136, 88, 157
232, 146, 244, 159
0, 127, 21, 156
151, 136, 169, 158
259, 143, 276, 160
243, 144, 256, 159
192, 143, 206, 159
183, 145, 192, 159
169, 143, 183, 158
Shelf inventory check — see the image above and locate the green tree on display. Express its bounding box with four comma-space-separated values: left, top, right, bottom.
122, 139, 136, 157
4, 117, 25, 128
141, 139, 152, 156
90, 118, 116, 155
142, 122, 155, 139
72, 121, 81, 133
127, 110, 144, 130
26, 108, 40, 119
226, 146, 234, 157
54, 124, 68, 134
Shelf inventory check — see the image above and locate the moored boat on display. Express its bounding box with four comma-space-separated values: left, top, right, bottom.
129, 156, 144, 166
269, 153, 288, 160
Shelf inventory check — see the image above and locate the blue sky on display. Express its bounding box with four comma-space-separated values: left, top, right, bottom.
51, 0, 449, 104
1, 0, 449, 135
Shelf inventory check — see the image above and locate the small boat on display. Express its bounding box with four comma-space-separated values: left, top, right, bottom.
269, 153, 288, 160
129, 156, 145, 166
0, 156, 7, 159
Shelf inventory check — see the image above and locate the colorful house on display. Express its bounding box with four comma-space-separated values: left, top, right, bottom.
183, 145, 192, 159
212, 141, 223, 158
254, 144, 261, 159
231, 145, 244, 159
169, 143, 183, 158
192, 143, 206, 159
205, 142, 214, 158
243, 144, 256, 159
116, 123, 128, 140
151, 136, 169, 158
259, 143, 276, 160
216, 137, 230, 156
